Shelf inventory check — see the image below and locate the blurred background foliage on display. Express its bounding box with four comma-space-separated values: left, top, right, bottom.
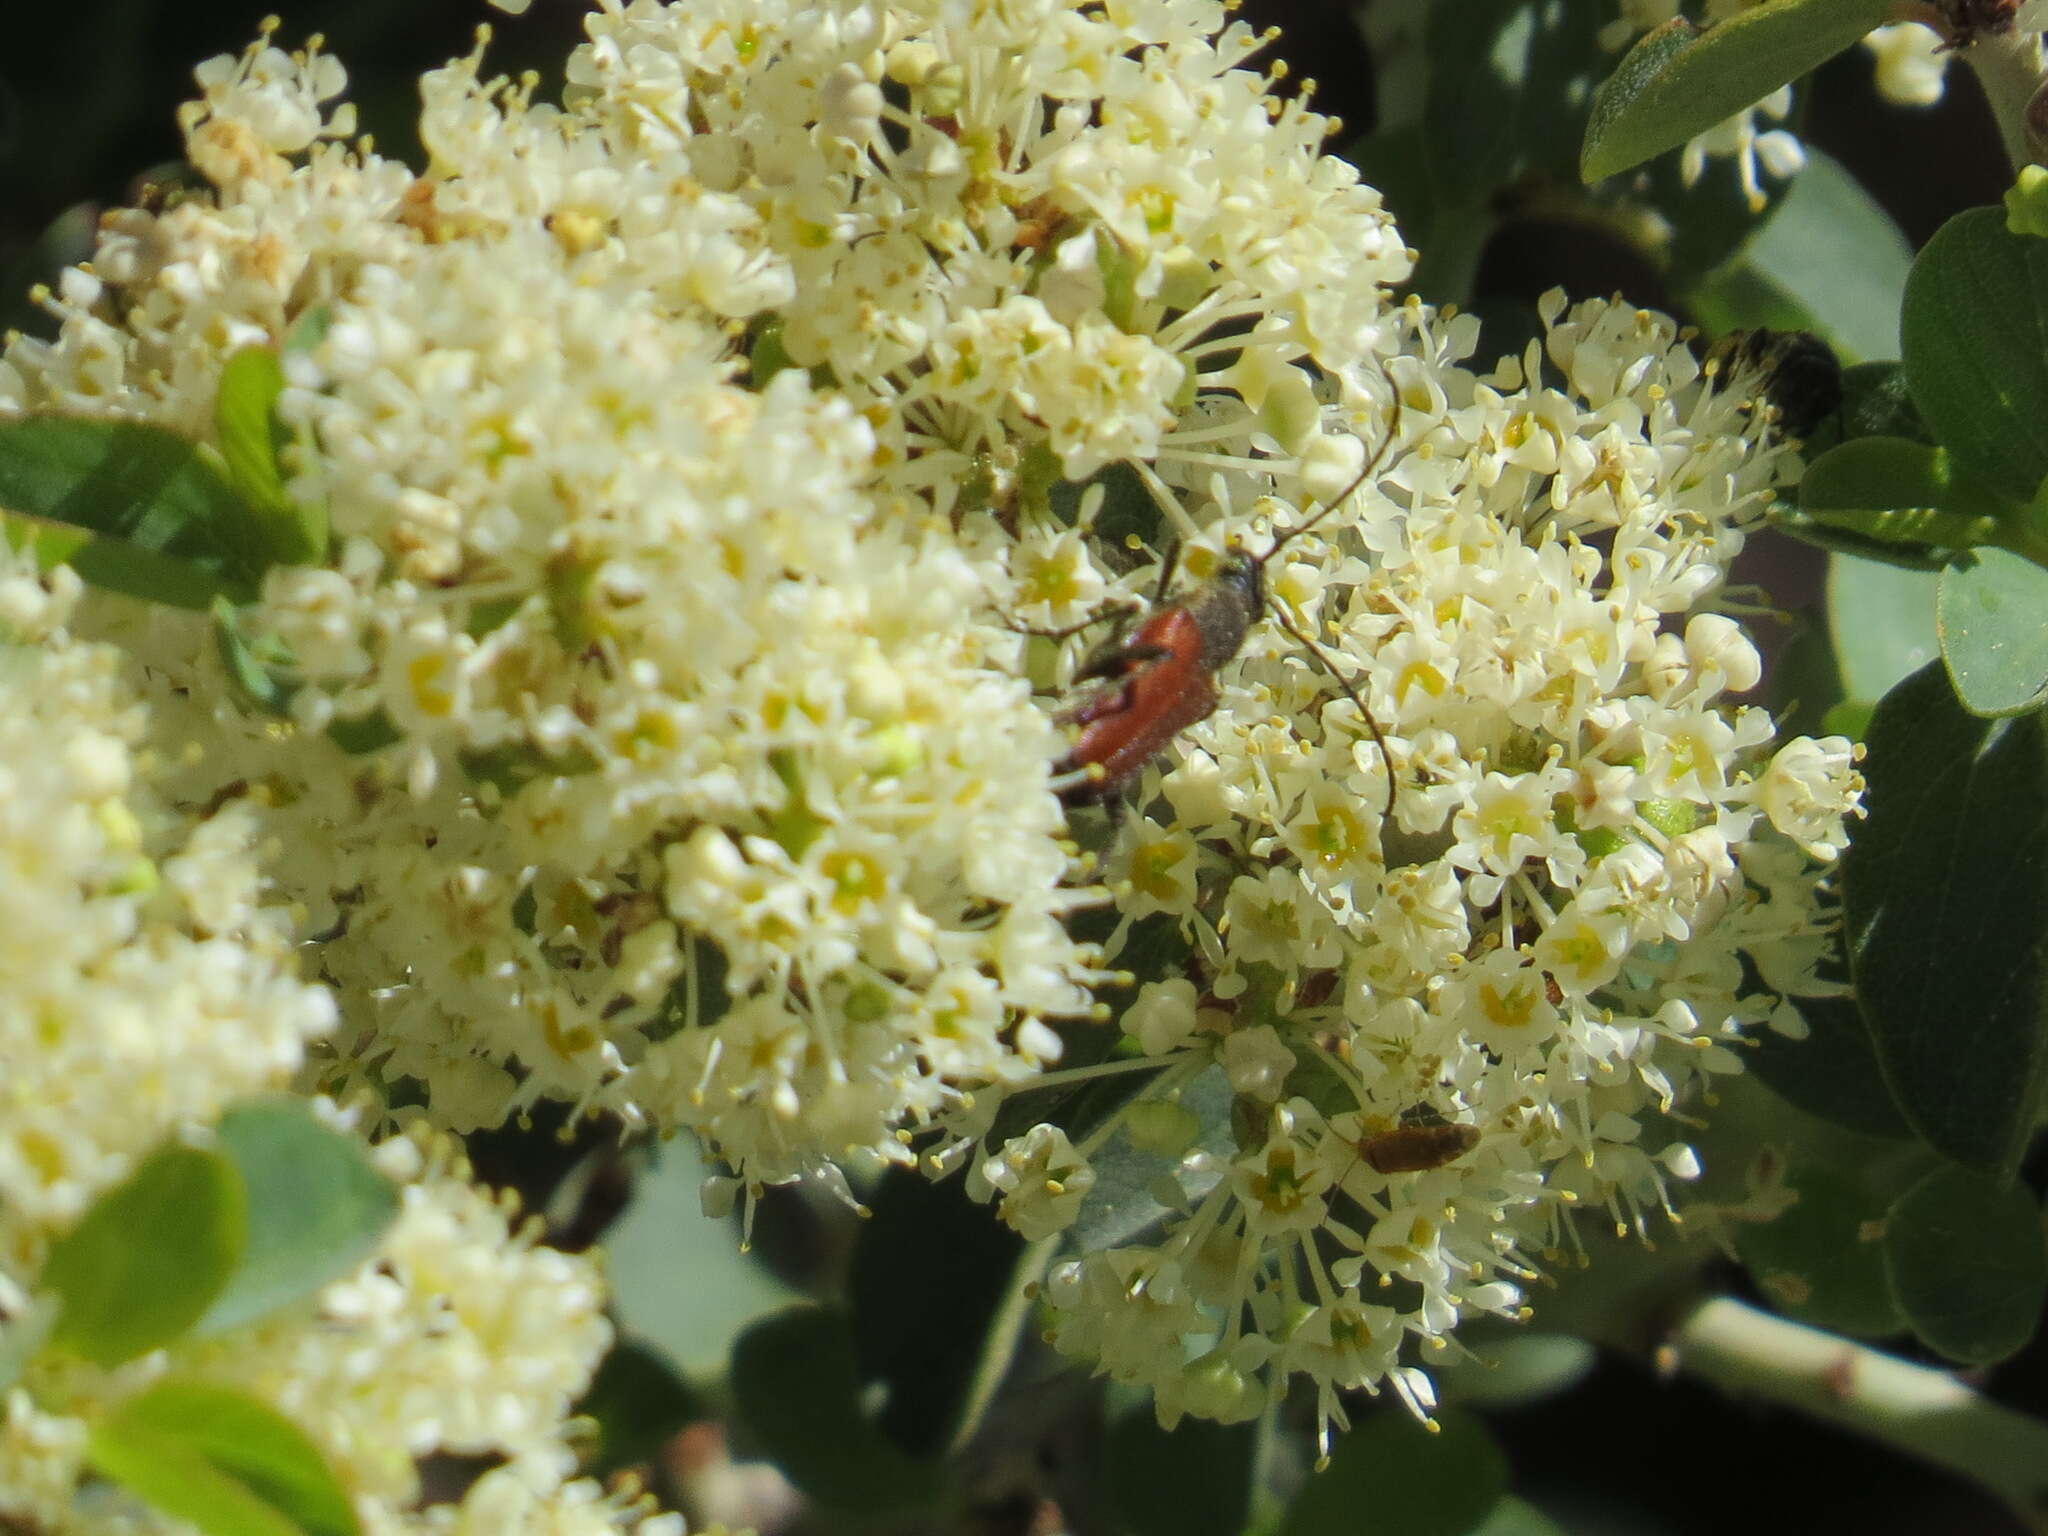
5, 2, 2046, 1533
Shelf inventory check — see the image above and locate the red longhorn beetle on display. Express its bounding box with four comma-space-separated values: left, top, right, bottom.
1048, 392, 1403, 814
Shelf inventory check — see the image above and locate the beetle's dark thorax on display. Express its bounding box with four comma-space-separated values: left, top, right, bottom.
1182, 553, 1262, 674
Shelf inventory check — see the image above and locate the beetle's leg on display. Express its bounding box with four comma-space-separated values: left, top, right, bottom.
1072, 641, 1171, 685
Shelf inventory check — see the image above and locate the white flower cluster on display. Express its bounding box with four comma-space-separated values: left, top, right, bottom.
2, 1124, 677, 1536
0, 573, 332, 1276
0, 0, 1865, 1450
0, 591, 664, 1535
1010, 296, 1862, 1450
3, 13, 1116, 1196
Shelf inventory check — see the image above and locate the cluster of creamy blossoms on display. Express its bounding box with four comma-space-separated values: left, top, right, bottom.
2, 9, 1127, 1196
5, 1126, 677, 1536
0, 0, 1863, 1448
0, 568, 333, 1276
0, 576, 669, 1535
970, 293, 1862, 1449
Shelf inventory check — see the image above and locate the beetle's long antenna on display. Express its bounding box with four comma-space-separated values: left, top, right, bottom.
1255, 358, 1406, 569
1258, 358, 1406, 819
1267, 602, 1397, 820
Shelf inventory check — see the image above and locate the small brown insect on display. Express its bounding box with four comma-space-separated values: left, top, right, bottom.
1352, 1121, 1481, 1176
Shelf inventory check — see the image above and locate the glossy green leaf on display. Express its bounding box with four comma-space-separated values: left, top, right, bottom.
1902, 208, 2048, 503
214, 347, 318, 566
0, 507, 246, 608
0, 414, 269, 604
1937, 549, 2048, 718
1107, 1406, 1257, 1536
1700, 149, 1910, 364
44, 1146, 245, 1366
729, 1306, 940, 1513
197, 1100, 396, 1336
88, 1377, 357, 1536
1581, 0, 1891, 183
1884, 1165, 2048, 1365
1843, 663, 2048, 1176
1735, 1165, 1902, 1337
1748, 991, 1912, 1140
1281, 1409, 1506, 1536
1827, 556, 1939, 704
1802, 437, 2009, 532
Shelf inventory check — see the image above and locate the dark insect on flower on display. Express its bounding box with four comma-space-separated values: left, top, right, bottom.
1705, 327, 1843, 439
1046, 391, 1404, 815
1351, 1120, 1481, 1175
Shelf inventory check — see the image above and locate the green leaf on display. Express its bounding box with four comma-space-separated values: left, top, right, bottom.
1836, 361, 1928, 443
607, 1138, 798, 1377
1801, 437, 2009, 534
729, 1306, 940, 1513
1734, 1164, 1902, 1337
1884, 1165, 2048, 1365
1902, 207, 2048, 503
848, 1170, 1022, 1456
1279, 1408, 1507, 1536
215, 347, 320, 566
44, 1146, 245, 1366
1719, 149, 1909, 365
1581, 0, 1892, 183
213, 599, 296, 717
1937, 549, 2048, 718
1422, 0, 1604, 206
324, 710, 403, 756
88, 1377, 357, 1536
576, 1342, 704, 1477
197, 1100, 397, 1336
1827, 556, 1938, 704
1432, 1333, 1596, 1410
1748, 991, 1912, 1140
0, 508, 248, 608
1470, 1498, 1567, 1536
0, 414, 271, 604
1106, 1405, 1257, 1536
1843, 663, 2048, 1176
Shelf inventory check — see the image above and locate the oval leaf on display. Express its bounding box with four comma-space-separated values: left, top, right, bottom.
215, 347, 321, 567
1748, 991, 1912, 1140
730, 1307, 940, 1513
1730, 149, 1911, 364
0, 413, 271, 602
1801, 437, 2008, 533
1902, 208, 2048, 502
1827, 556, 1938, 703
1884, 1165, 2048, 1365
88, 1377, 357, 1536
1843, 662, 2048, 1176
1279, 1408, 1507, 1536
197, 1100, 397, 1336
1581, 0, 1891, 183
1937, 549, 2048, 718
44, 1146, 245, 1366
1734, 1164, 1902, 1337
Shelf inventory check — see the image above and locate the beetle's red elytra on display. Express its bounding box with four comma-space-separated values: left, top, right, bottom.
1050, 390, 1404, 811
